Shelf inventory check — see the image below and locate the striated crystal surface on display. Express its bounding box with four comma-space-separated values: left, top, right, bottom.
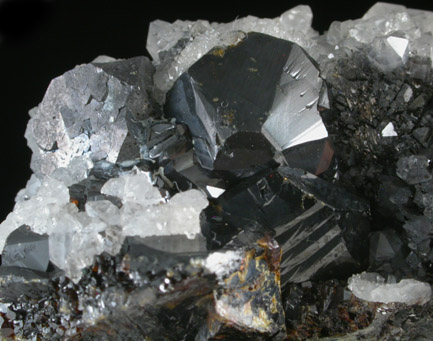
165, 32, 329, 173
203, 166, 370, 285
2, 3, 433, 340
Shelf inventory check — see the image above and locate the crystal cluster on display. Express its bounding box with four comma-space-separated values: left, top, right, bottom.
1, 3, 433, 340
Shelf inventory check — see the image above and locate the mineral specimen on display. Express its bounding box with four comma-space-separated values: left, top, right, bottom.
25, 56, 155, 182
2, 2, 433, 340
1, 226, 49, 272
202, 166, 370, 285
165, 32, 329, 172
348, 272, 432, 305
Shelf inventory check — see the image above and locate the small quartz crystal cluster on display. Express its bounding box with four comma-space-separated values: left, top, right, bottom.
1, 3, 433, 340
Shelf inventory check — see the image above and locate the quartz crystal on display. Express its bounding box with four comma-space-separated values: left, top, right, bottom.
147, 5, 318, 103
2, 2, 433, 340
348, 272, 432, 305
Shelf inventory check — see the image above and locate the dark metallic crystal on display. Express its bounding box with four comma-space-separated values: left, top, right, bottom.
165, 32, 329, 174
1, 226, 49, 272
0, 234, 286, 339
203, 166, 370, 286
281, 137, 334, 176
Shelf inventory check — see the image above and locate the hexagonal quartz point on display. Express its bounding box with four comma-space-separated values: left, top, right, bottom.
165, 32, 328, 172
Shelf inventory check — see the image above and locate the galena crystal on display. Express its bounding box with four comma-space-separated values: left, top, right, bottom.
25, 57, 154, 182
1, 2, 433, 340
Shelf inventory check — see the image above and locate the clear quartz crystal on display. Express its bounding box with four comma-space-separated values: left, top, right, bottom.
348, 272, 432, 305
147, 5, 318, 103
0, 169, 208, 281
101, 171, 163, 206
0, 177, 70, 252
309, 2, 433, 76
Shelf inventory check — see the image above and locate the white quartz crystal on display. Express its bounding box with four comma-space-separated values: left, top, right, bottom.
14, 174, 42, 203
309, 2, 433, 76
0, 169, 208, 282
101, 171, 163, 206
348, 272, 432, 305
147, 5, 318, 103
0, 177, 71, 252
120, 188, 208, 240
102, 170, 208, 239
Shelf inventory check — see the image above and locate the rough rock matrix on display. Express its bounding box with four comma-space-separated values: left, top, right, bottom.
1, 2, 433, 340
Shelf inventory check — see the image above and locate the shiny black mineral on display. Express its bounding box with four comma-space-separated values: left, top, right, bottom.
2, 4, 433, 341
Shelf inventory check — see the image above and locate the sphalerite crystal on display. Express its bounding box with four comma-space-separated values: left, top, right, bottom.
164, 32, 330, 173
1, 2, 433, 340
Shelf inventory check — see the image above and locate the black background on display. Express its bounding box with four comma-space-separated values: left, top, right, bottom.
0, 0, 432, 221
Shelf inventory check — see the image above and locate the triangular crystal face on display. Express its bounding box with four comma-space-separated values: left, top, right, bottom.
1, 226, 49, 272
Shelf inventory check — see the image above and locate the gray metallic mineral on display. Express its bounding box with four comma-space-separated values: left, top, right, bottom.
25, 56, 155, 183
3, 3, 433, 340
1, 226, 49, 272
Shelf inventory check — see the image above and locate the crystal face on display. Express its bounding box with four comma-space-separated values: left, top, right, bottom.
165, 32, 329, 172
25, 57, 154, 182
1, 226, 49, 272
204, 166, 370, 285
2, 3, 433, 340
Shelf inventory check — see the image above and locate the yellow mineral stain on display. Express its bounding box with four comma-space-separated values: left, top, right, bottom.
222, 110, 235, 125
251, 307, 273, 332
270, 295, 279, 314
212, 48, 226, 58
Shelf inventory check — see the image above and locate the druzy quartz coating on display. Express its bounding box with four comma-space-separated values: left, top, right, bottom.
1, 3, 433, 340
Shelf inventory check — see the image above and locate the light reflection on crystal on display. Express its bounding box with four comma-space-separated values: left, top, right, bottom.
2, 2, 433, 339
